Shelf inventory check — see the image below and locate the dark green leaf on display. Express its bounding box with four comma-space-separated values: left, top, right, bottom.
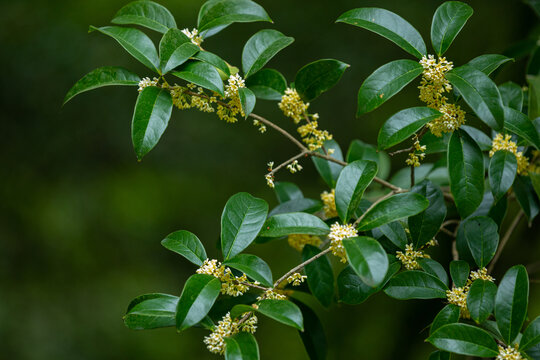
197, 0, 272, 33
245, 69, 287, 100
274, 182, 303, 203
467, 279, 497, 324
238, 87, 256, 117
384, 271, 448, 299
378, 107, 441, 149
409, 180, 447, 249
259, 212, 330, 238
225, 332, 260, 360
172, 61, 225, 96
192, 51, 231, 78
295, 59, 349, 102
430, 304, 461, 335
418, 258, 449, 287
450, 260, 469, 288
311, 139, 344, 188
495, 265, 529, 344
302, 245, 334, 307
124, 293, 178, 330
221, 192, 268, 260
161, 230, 207, 266
356, 60, 423, 115
499, 82, 524, 112
338, 262, 400, 304
223, 254, 273, 287
431, 1, 473, 56
347, 139, 391, 179
112, 1, 176, 33
269, 198, 322, 217
521, 316, 540, 351
489, 150, 517, 202
335, 160, 378, 222
357, 193, 429, 231
255, 299, 303, 330
159, 29, 199, 74
242, 29, 294, 78
343, 236, 389, 288
89, 26, 160, 73
528, 75, 540, 120
504, 106, 540, 150
176, 274, 221, 331
461, 125, 493, 151
445, 65, 504, 130
293, 300, 327, 360
64, 66, 140, 105
428, 351, 451, 360
467, 54, 513, 75
462, 216, 499, 268
427, 323, 499, 357
447, 130, 485, 218
514, 175, 540, 222
377, 221, 408, 250
131, 86, 173, 160
531, 172, 540, 200
336, 8, 426, 58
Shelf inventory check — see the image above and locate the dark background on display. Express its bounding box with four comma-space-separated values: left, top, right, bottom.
2, 0, 540, 358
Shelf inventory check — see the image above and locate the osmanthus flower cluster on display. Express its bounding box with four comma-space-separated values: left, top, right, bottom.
65, 0, 540, 359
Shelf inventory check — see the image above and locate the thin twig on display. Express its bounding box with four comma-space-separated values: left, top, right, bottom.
238, 281, 269, 291
488, 211, 524, 274
249, 113, 306, 151
353, 191, 396, 227
410, 165, 415, 187
439, 227, 455, 237
452, 240, 459, 261
274, 248, 332, 288
268, 150, 309, 175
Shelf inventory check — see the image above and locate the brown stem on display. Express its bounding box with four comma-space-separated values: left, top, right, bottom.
353, 191, 396, 227
268, 151, 309, 175
487, 211, 524, 274
274, 248, 332, 288
410, 165, 415, 187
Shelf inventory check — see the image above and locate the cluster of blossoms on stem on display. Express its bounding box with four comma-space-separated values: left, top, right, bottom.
490, 133, 531, 175
406, 136, 427, 168
287, 160, 303, 173
287, 234, 322, 252
203, 312, 257, 354
287, 272, 307, 286
328, 222, 358, 263
320, 189, 338, 218
196, 259, 254, 297
138, 77, 160, 92
217, 74, 246, 123
418, 55, 466, 138
396, 243, 431, 270
257, 288, 288, 300
265, 162, 275, 188
446, 267, 495, 319
278, 88, 332, 150
496, 344, 523, 360
181, 28, 203, 47
252, 119, 267, 133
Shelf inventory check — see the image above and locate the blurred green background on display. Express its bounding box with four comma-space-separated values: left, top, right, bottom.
2, 0, 540, 358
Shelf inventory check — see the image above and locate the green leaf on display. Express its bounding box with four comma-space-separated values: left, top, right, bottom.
429, 351, 451, 360
161, 230, 207, 266
63, 66, 140, 105
192, 51, 231, 78
467, 54, 512, 75
343, 236, 389, 288
172, 61, 225, 96
467, 279, 497, 324
242, 29, 294, 78
384, 270, 448, 299
238, 87, 256, 117
378, 107, 441, 150
418, 258, 449, 287
445, 65, 504, 130
521, 316, 540, 351
449, 260, 470, 288
447, 130, 485, 218
221, 192, 268, 260
336, 8, 426, 59
268, 198, 322, 217
462, 216, 499, 268
124, 293, 178, 330
357, 193, 429, 231
225, 332, 260, 360
531, 172, 540, 200
431, 1, 473, 56
245, 69, 287, 100
274, 181, 303, 203
294, 59, 349, 102
176, 274, 221, 331
89, 26, 160, 73
302, 245, 334, 307
311, 139, 344, 188
338, 262, 400, 305
499, 82, 524, 111
427, 323, 499, 357
528, 75, 540, 120
197, 0, 272, 34
335, 160, 378, 222
255, 299, 303, 330
159, 29, 199, 74
514, 175, 540, 222
356, 60, 423, 116
347, 139, 392, 179
223, 254, 273, 287
430, 304, 461, 335
490, 151, 518, 205
377, 222, 408, 251
504, 106, 540, 150
112, 1, 177, 33
409, 180, 447, 249
293, 300, 327, 360
259, 212, 330, 238
131, 86, 173, 160
495, 265, 529, 344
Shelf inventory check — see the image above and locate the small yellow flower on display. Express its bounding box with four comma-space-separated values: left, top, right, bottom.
446, 286, 470, 319
490, 133, 530, 175
497, 344, 523, 360
196, 259, 251, 297
396, 244, 430, 270
287, 272, 307, 286
203, 312, 258, 354
181, 28, 203, 46
287, 160, 303, 173
278, 88, 309, 124
138, 77, 159, 92
287, 234, 322, 252
257, 289, 287, 300
328, 222, 358, 263
320, 189, 338, 218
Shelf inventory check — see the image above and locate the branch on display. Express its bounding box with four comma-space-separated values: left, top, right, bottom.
273, 247, 332, 288
353, 190, 396, 227
487, 211, 524, 274
268, 150, 309, 175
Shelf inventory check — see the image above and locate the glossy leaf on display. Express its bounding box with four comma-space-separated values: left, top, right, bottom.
467, 54, 512, 75
223, 254, 273, 287
221, 192, 268, 260
225, 332, 260, 360
112, 1, 177, 33
343, 236, 388, 288
302, 245, 334, 307
335, 160, 378, 222
499, 82, 524, 111
293, 300, 327, 360
356, 60, 423, 115
197, 0, 272, 33
450, 260, 470, 288
447, 130, 485, 218
242, 29, 294, 78
462, 216, 499, 268
377, 221, 408, 251
445, 65, 504, 130
409, 180, 447, 249
172, 61, 225, 96
495, 265, 529, 344
489, 150, 517, 202
295, 59, 349, 102
64, 66, 140, 104
238, 87, 256, 117
514, 175, 540, 222
384, 271, 448, 300
192, 51, 231, 78
430, 304, 461, 334
427, 323, 499, 357
521, 316, 540, 351
259, 212, 330, 237
428, 351, 451, 360
338, 262, 400, 305
131, 86, 173, 160
268, 198, 322, 217
461, 125, 493, 151
467, 279, 497, 324
528, 75, 540, 120
274, 182, 303, 203
255, 299, 303, 330
504, 106, 540, 150
357, 193, 429, 231
159, 29, 199, 74
89, 26, 160, 73
176, 274, 221, 331
336, 8, 426, 58
431, 1, 473, 56
245, 68, 287, 100
124, 293, 178, 330
311, 139, 344, 188
418, 258, 449, 287
161, 230, 207, 266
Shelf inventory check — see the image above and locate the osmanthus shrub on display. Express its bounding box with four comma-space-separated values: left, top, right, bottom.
64, 0, 540, 359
